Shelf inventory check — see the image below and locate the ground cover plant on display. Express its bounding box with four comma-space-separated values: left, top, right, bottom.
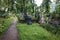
0, 17, 14, 37
17, 23, 59, 40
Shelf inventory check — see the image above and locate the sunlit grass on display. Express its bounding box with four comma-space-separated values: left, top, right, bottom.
17, 23, 57, 40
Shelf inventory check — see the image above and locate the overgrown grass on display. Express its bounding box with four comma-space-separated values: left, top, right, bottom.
40, 23, 60, 40
0, 17, 14, 36
17, 23, 58, 40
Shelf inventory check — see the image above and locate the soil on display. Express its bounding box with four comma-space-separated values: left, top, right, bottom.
1, 19, 18, 40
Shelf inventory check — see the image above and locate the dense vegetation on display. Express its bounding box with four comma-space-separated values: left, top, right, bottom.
17, 23, 60, 40
0, 17, 14, 37
0, 0, 60, 40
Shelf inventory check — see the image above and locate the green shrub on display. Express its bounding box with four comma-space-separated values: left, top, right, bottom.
0, 17, 14, 36
56, 26, 60, 35
40, 24, 60, 35
0, 18, 5, 24
0, 24, 4, 32
40, 24, 57, 33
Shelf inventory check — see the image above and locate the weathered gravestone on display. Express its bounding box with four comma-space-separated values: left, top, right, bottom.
24, 15, 32, 25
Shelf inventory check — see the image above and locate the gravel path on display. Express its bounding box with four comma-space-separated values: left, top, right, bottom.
1, 19, 18, 40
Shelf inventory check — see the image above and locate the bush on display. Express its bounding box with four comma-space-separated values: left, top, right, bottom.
40, 24, 57, 34
0, 24, 4, 32
56, 26, 60, 35
0, 18, 5, 24
40, 24, 60, 36
0, 17, 14, 36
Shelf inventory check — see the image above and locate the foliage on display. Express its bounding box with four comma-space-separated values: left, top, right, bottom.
17, 23, 58, 40
41, 0, 51, 14
0, 17, 14, 36
40, 23, 60, 39
40, 24, 56, 33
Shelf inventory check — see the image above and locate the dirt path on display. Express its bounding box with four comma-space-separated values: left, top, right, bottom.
1, 19, 18, 40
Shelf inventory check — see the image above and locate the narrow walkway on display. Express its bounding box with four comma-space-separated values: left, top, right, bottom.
1, 19, 18, 40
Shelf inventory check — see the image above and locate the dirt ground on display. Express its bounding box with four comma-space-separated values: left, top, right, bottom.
1, 19, 18, 40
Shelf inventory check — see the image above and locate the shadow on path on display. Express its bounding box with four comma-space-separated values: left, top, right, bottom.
1, 19, 18, 40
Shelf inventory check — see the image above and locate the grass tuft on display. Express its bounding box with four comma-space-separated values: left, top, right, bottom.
17, 23, 57, 40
